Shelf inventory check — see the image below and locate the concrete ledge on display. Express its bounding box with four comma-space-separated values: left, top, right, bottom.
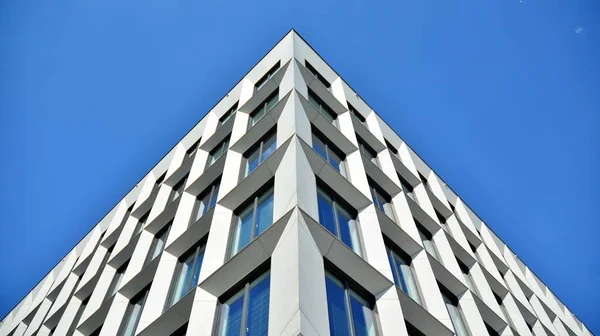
120, 256, 161, 300
145, 196, 182, 235
427, 252, 467, 297
238, 60, 291, 114
165, 207, 214, 258
376, 207, 422, 258
185, 152, 227, 196
362, 154, 401, 197
396, 287, 454, 336
138, 288, 195, 336
352, 116, 385, 153
389, 152, 421, 188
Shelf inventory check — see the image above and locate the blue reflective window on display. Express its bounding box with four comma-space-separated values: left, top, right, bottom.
167, 244, 205, 308
317, 187, 361, 255
245, 133, 277, 177
312, 132, 346, 177
250, 91, 279, 127
325, 272, 378, 336
386, 246, 421, 304
219, 272, 270, 336
207, 138, 230, 168
190, 181, 220, 226
230, 188, 274, 258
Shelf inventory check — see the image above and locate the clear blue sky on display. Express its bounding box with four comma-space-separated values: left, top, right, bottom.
1, 0, 598, 332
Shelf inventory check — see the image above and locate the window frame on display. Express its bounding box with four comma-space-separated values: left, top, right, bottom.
440, 285, 471, 336
165, 242, 206, 310
368, 179, 396, 222
144, 223, 171, 265
183, 140, 200, 162
117, 286, 150, 336
357, 136, 379, 166
254, 61, 281, 92
228, 184, 275, 258
189, 179, 221, 227
348, 102, 366, 124
168, 174, 189, 204
312, 129, 347, 178
218, 102, 238, 128
215, 268, 271, 336
206, 137, 230, 169
134, 212, 149, 236
384, 240, 422, 304
316, 184, 363, 255
305, 60, 331, 88
416, 221, 439, 260
105, 260, 129, 302
249, 90, 279, 128
242, 130, 277, 178
307, 88, 337, 125
324, 267, 380, 336
398, 174, 416, 202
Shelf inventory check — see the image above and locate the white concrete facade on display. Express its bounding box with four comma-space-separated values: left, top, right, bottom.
0, 30, 592, 336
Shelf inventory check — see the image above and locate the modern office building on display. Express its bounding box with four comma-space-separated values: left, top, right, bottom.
0, 30, 592, 336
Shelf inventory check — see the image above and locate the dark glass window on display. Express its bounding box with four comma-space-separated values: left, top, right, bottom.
245, 132, 277, 177
317, 187, 361, 255
217, 272, 270, 336
207, 138, 230, 168
308, 89, 336, 124
230, 187, 274, 257
458, 259, 477, 294
154, 173, 166, 191
118, 287, 149, 336
385, 140, 398, 155
219, 102, 238, 127
134, 212, 149, 236
183, 140, 200, 162
312, 131, 346, 177
190, 180, 220, 226
168, 174, 189, 204
418, 172, 428, 187
398, 175, 415, 202
416, 222, 438, 260
386, 244, 421, 304
369, 181, 396, 221
105, 261, 129, 301
305, 61, 331, 88
325, 272, 378, 336
440, 286, 470, 336
145, 224, 171, 265
357, 136, 378, 166
250, 91, 279, 127
255, 61, 281, 91
167, 244, 205, 308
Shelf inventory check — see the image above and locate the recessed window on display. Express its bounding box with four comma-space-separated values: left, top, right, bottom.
494, 293, 514, 330
134, 212, 149, 236
312, 130, 347, 177
155, 173, 166, 189
386, 243, 421, 304
218, 102, 238, 128
217, 271, 270, 336
305, 61, 331, 88
416, 222, 438, 260
167, 244, 205, 308
308, 89, 337, 124
168, 174, 189, 204
105, 261, 129, 301
317, 186, 361, 255
250, 90, 279, 127
457, 259, 477, 295
145, 223, 171, 265
118, 203, 135, 230
325, 271, 378, 336
183, 140, 200, 162
189, 180, 220, 226
385, 140, 398, 155
440, 286, 470, 336
244, 132, 276, 177
418, 172, 429, 187
255, 61, 281, 91
118, 287, 150, 336
66, 296, 89, 336
369, 180, 396, 221
398, 175, 415, 202
207, 137, 230, 168
230, 187, 274, 257
348, 102, 366, 124
435, 210, 449, 232
357, 136, 379, 167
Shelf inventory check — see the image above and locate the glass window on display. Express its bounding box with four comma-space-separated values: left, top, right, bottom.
317, 187, 361, 255
441, 287, 470, 336
245, 133, 277, 177
416, 222, 439, 260
458, 260, 477, 295
183, 140, 200, 161
369, 181, 396, 222
219, 102, 238, 127
494, 293, 514, 329
190, 181, 220, 226
436, 211, 450, 233
312, 131, 347, 177
168, 174, 189, 204
207, 138, 230, 168
357, 136, 378, 166
308, 89, 337, 124
255, 62, 281, 91
418, 172, 429, 187
105, 261, 129, 301
145, 224, 171, 265
250, 91, 279, 127
134, 212, 149, 236
153, 173, 166, 193
385, 140, 398, 155
119, 204, 135, 230
230, 188, 274, 257
325, 272, 377, 336
305, 61, 331, 88
118, 287, 149, 336
167, 244, 205, 308
218, 272, 270, 336
386, 246, 421, 304
398, 175, 415, 202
